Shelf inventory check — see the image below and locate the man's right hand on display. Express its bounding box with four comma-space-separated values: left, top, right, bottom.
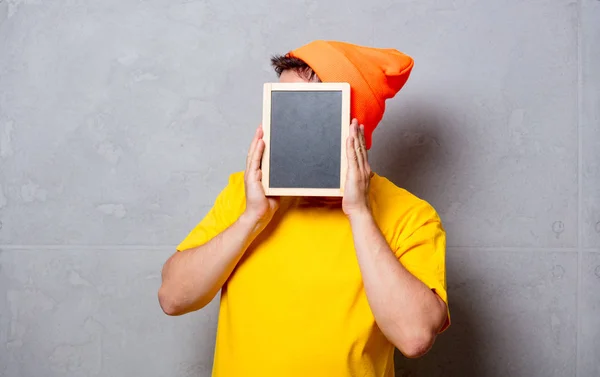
242, 125, 280, 230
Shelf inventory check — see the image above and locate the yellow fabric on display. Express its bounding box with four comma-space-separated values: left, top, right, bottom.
177, 171, 449, 377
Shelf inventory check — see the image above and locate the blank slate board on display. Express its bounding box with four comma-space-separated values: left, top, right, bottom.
261, 82, 350, 196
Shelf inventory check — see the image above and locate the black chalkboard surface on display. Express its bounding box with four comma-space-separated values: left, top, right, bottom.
261, 83, 350, 196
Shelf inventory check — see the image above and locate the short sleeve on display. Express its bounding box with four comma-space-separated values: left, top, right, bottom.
393, 202, 450, 332
176, 172, 246, 252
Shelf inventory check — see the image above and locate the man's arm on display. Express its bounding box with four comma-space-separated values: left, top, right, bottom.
158, 125, 279, 316
349, 213, 447, 358
159, 212, 263, 315
342, 119, 447, 358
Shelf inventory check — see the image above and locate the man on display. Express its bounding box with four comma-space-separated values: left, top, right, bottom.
159, 40, 449, 377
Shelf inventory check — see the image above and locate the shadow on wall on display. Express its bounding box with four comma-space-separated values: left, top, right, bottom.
370, 99, 460, 201
371, 103, 483, 376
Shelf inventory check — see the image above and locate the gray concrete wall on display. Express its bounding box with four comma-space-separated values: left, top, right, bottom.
0, 1, 598, 376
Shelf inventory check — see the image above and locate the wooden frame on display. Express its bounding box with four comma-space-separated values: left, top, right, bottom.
261, 82, 351, 197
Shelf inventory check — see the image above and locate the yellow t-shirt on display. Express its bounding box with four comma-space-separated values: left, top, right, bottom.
177, 171, 449, 377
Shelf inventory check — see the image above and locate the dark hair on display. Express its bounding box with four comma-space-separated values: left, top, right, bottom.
270, 55, 321, 82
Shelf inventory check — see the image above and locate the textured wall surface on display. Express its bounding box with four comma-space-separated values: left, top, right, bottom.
0, 1, 598, 376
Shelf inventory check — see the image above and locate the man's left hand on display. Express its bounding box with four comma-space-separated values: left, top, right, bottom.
342, 119, 372, 218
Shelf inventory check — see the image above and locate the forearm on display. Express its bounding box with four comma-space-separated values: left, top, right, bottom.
159, 213, 262, 315
349, 212, 447, 357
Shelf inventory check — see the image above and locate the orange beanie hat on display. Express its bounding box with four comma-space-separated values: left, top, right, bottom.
288, 40, 414, 149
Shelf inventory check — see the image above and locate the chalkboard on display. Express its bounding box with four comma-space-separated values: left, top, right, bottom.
261, 83, 350, 196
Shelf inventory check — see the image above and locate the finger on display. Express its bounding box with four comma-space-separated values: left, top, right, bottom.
250, 136, 265, 175
253, 167, 262, 182
246, 126, 261, 173
358, 124, 370, 176
347, 133, 359, 173
359, 124, 368, 161
353, 123, 365, 174
350, 119, 359, 149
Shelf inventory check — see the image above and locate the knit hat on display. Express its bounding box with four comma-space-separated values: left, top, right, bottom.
288, 40, 414, 149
